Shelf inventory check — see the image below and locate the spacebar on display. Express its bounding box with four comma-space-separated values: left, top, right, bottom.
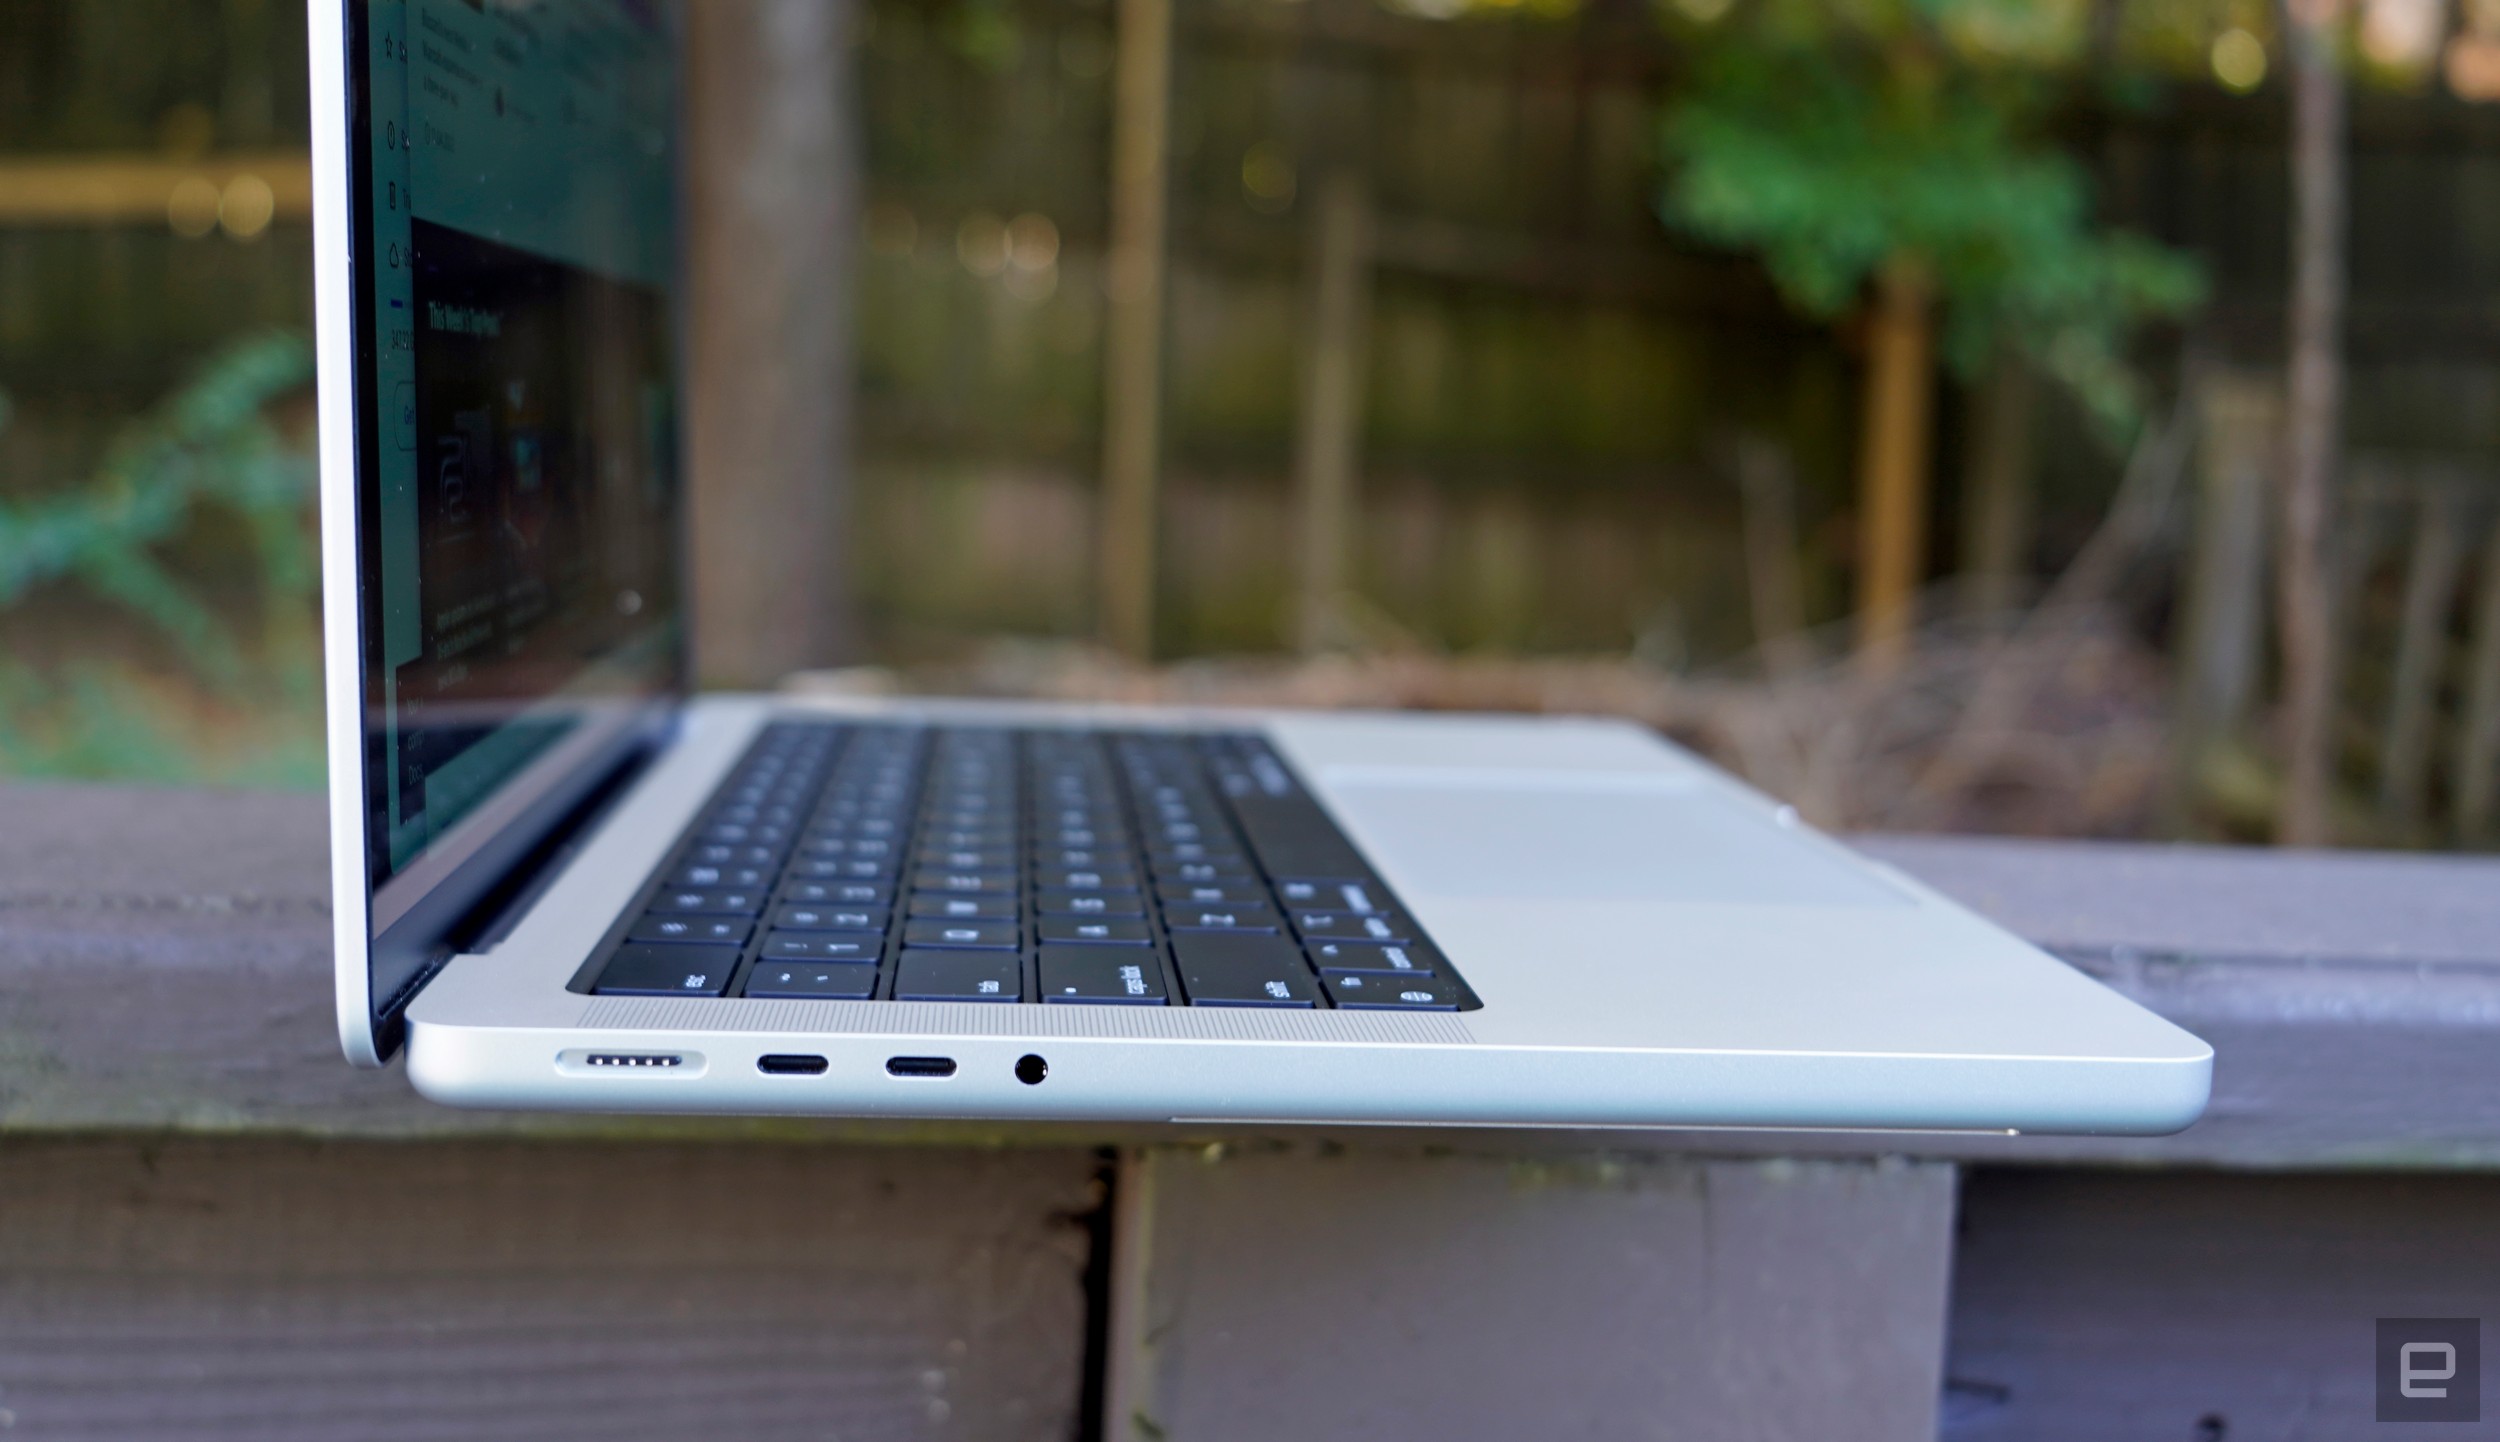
1227, 794, 1369, 878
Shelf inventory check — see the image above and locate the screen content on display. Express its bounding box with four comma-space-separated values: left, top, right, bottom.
357, 0, 682, 922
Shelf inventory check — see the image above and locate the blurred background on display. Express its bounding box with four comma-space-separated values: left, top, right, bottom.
4, 0, 2498, 849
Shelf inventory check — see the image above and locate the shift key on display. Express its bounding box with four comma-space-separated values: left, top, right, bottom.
1172, 933, 1317, 1008
593, 943, 738, 997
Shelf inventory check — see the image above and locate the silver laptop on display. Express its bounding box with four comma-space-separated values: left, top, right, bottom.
308, 0, 2210, 1132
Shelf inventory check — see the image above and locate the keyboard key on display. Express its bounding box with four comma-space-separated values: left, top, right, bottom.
1035, 889, 1146, 919
1322, 972, 1461, 1009
671, 863, 771, 890
902, 920, 1019, 950
1152, 860, 1256, 886
804, 857, 897, 881
1037, 827, 1115, 849
893, 949, 1023, 1002
1293, 910, 1413, 944
1145, 842, 1244, 866
1157, 882, 1267, 907
745, 962, 876, 999
911, 869, 1018, 895
790, 857, 896, 883
771, 903, 887, 933
1164, 901, 1280, 934
921, 827, 1017, 849
917, 847, 1017, 871
908, 893, 1019, 921
1040, 945, 1167, 1004
1038, 917, 1152, 946
1305, 939, 1436, 975
1171, 933, 1317, 1008
651, 888, 766, 916
594, 944, 739, 997
1231, 795, 1373, 880
630, 915, 752, 946
799, 835, 888, 857
783, 879, 890, 906
1034, 866, 1139, 892
761, 933, 881, 964
1274, 877, 1381, 912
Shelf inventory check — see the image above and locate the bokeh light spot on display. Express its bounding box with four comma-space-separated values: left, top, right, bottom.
2212, 29, 2268, 93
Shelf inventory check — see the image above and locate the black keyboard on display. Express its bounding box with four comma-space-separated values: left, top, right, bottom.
576, 722, 1480, 1010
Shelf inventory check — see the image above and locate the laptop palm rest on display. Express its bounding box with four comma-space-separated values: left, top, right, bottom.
1317, 772, 1910, 909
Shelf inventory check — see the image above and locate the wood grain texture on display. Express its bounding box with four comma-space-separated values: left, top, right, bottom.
4, 783, 2499, 1168
1944, 1168, 2500, 1440
1110, 1144, 1956, 1442
1854, 833, 2500, 966
0, 1137, 1097, 1441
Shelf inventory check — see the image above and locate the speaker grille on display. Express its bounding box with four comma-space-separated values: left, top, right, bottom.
577, 997, 1475, 1044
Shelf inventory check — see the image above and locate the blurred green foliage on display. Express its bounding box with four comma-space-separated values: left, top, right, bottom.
0, 332, 322, 786
1660, 0, 2206, 430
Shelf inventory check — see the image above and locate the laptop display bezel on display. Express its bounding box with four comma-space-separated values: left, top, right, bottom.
313, 0, 689, 1064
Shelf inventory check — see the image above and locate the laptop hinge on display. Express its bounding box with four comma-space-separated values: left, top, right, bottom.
452, 737, 662, 959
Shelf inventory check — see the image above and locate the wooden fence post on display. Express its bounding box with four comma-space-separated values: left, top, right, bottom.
2377, 480, 2467, 829
2277, 0, 2349, 846
1290, 169, 1375, 654
2456, 514, 2500, 842
1854, 257, 1937, 675
1097, 0, 1175, 661
1737, 434, 1810, 676
683, 0, 858, 686
1959, 352, 2037, 621
2169, 371, 2280, 827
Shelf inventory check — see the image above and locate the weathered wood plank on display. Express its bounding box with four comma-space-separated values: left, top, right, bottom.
1855, 833, 2500, 968
0, 1136, 1097, 1441
1944, 1167, 2500, 1439
1109, 1144, 1956, 1442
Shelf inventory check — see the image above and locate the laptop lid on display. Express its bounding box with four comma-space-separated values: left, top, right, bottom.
310, 0, 689, 1064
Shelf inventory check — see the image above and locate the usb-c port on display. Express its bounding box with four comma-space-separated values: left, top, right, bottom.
886, 1056, 957, 1078
758, 1054, 829, 1076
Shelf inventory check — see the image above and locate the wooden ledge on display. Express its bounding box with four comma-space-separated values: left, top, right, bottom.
3, 781, 2496, 1167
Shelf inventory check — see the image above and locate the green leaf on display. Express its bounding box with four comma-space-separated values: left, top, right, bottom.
1658, 0, 2203, 432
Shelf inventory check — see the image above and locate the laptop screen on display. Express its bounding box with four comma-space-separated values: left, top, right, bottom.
347, 0, 684, 1000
